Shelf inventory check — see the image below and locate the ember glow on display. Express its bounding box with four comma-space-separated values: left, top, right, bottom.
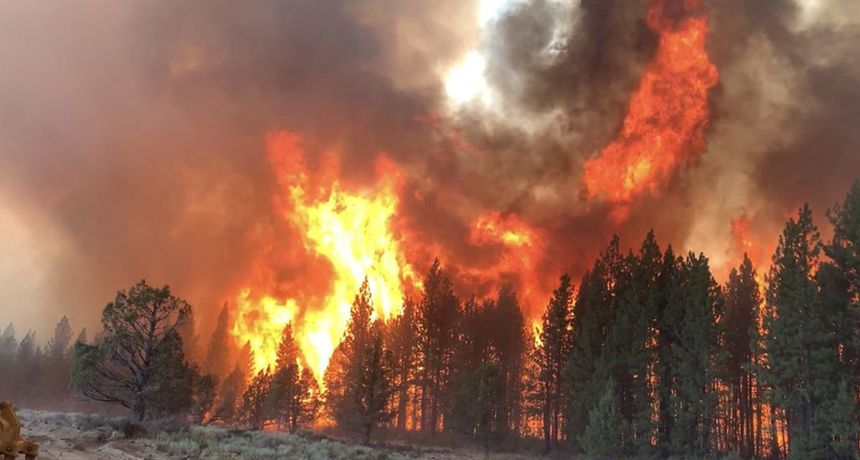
231, 131, 420, 380
583, 0, 719, 217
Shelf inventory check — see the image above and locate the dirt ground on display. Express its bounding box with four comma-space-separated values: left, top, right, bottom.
18, 410, 170, 460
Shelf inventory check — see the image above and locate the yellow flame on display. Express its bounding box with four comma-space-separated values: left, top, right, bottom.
233, 289, 298, 372
231, 132, 417, 382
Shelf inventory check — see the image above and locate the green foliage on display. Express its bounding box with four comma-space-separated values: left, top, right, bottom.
567, 235, 662, 453
268, 325, 320, 432
191, 373, 218, 424
667, 253, 722, 455
16, 330, 41, 401
757, 204, 858, 459
386, 296, 417, 430
579, 380, 628, 459
416, 258, 461, 434
205, 303, 233, 379
492, 284, 527, 435
567, 236, 626, 448
325, 279, 396, 444
242, 369, 273, 429
721, 255, 760, 458
70, 279, 194, 421
212, 367, 245, 424
449, 362, 504, 452
818, 181, 860, 459
532, 274, 573, 451
147, 330, 197, 418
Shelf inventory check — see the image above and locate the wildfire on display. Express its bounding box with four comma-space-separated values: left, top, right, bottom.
582, 0, 719, 218
731, 214, 761, 266
729, 213, 775, 304
231, 131, 419, 380
467, 212, 546, 312
470, 212, 536, 247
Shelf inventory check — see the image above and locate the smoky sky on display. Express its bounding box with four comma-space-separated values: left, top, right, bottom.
0, 0, 858, 340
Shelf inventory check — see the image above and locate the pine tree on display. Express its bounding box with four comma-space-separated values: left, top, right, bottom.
358, 321, 395, 444
212, 366, 245, 424
0, 324, 17, 398
614, 231, 662, 452
533, 273, 573, 451
236, 340, 254, 382
416, 259, 461, 433
177, 305, 200, 364
654, 246, 680, 454
325, 279, 395, 444
665, 253, 722, 455
387, 296, 417, 431
191, 373, 217, 424
211, 341, 254, 425
70, 280, 194, 421
492, 284, 527, 436
299, 367, 322, 427
205, 303, 233, 378
241, 369, 273, 429
275, 324, 300, 370
46, 316, 72, 365
46, 316, 74, 399
760, 204, 848, 458
566, 236, 627, 449
146, 331, 197, 418
579, 380, 628, 459
824, 379, 858, 459
16, 330, 42, 402
0, 324, 16, 363
268, 324, 318, 432
450, 362, 504, 454
722, 255, 761, 458
819, 180, 860, 457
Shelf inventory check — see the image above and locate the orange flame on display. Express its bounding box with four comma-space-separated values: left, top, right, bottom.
731, 215, 761, 266
231, 131, 419, 380
470, 212, 536, 247
466, 212, 546, 312
582, 0, 719, 217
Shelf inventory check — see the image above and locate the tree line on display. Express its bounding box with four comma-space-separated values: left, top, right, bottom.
11, 180, 856, 459
0, 316, 83, 408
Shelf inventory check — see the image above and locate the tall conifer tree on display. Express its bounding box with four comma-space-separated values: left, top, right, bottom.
534, 274, 573, 451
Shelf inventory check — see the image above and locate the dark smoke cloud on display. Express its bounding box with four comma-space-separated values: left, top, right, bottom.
485, 0, 655, 151
445, 0, 860, 280
0, 0, 444, 335
0, 0, 858, 339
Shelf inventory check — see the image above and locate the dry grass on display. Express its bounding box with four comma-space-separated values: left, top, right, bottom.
18, 410, 416, 459
15, 409, 744, 459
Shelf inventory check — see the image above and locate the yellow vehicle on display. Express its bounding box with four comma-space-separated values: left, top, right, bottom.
0, 402, 38, 460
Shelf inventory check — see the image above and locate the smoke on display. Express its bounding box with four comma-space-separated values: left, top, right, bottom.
0, 0, 858, 339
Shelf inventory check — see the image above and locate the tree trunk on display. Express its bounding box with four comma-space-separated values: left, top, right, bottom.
397, 375, 408, 430
430, 364, 440, 434
543, 385, 551, 452
420, 365, 428, 432
363, 423, 373, 445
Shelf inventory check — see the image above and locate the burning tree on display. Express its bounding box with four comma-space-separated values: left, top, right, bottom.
268, 325, 321, 433
324, 279, 396, 444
